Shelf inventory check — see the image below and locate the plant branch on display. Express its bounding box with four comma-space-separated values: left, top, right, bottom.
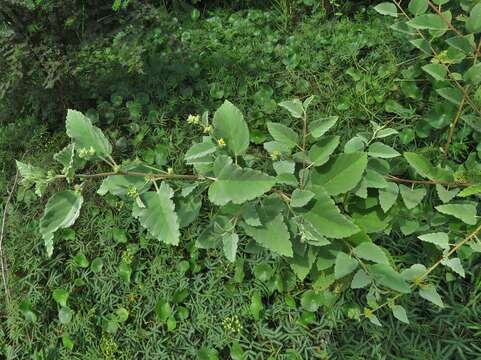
427, 1, 463, 37
0, 168, 19, 304
443, 94, 466, 158
366, 222, 481, 319
75, 171, 215, 181
385, 175, 469, 188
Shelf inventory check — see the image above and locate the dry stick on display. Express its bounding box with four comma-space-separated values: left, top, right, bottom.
385, 175, 470, 187
0, 169, 19, 303
367, 222, 481, 318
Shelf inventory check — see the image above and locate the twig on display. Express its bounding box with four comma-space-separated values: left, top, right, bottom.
427, 0, 463, 37
385, 175, 470, 188
443, 95, 466, 158
0, 168, 19, 303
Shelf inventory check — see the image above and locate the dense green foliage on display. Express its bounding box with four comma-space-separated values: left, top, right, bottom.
2, 1, 481, 359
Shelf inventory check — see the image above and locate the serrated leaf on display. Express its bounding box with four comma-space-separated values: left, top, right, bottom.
184, 142, 217, 163
419, 284, 444, 308
392, 305, 409, 324
287, 245, 317, 280
176, 195, 202, 228
418, 232, 450, 250
353, 242, 389, 265
399, 184, 426, 209
422, 64, 447, 81
40, 191, 84, 257
408, 0, 428, 15
464, 63, 481, 85
208, 163, 275, 205
309, 116, 339, 138
97, 166, 151, 196
435, 203, 477, 225
365, 170, 388, 189
441, 257, 465, 277
458, 184, 481, 197
241, 204, 262, 226
132, 183, 180, 245
407, 14, 447, 31
436, 184, 460, 203
290, 189, 315, 208
278, 99, 304, 118
267, 122, 298, 148
467, 2, 481, 34
436, 87, 463, 106
310, 152, 368, 196
368, 142, 400, 158
334, 252, 359, 279
243, 214, 293, 257
213, 100, 249, 156
379, 182, 399, 212
65, 109, 112, 158
404, 152, 453, 182
303, 188, 359, 239
401, 263, 427, 282
308, 136, 340, 166
369, 264, 411, 293
374, 2, 398, 17
351, 269, 372, 289
222, 232, 239, 262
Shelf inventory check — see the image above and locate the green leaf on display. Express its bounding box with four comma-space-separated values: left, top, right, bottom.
54, 144, 76, 178
435, 203, 477, 225
73, 253, 89, 268
115, 308, 129, 323
368, 142, 400, 159
250, 291, 263, 320
301, 290, 322, 312
52, 289, 69, 307
418, 232, 450, 250
40, 191, 84, 257
374, 2, 398, 17
466, 3, 481, 34
267, 122, 298, 149
436, 87, 463, 106
422, 64, 447, 81
401, 264, 427, 282
176, 195, 202, 228
213, 100, 249, 156
97, 167, 151, 197
273, 160, 295, 175
278, 99, 304, 118
353, 243, 389, 265
58, 307, 73, 325
308, 135, 340, 166
208, 163, 275, 205
290, 189, 315, 208
408, 0, 428, 15
222, 233, 238, 262
287, 245, 317, 281
436, 184, 460, 203
399, 184, 426, 209
369, 264, 411, 293
458, 184, 481, 197
334, 252, 359, 279
464, 63, 481, 85
446, 35, 476, 54
303, 188, 359, 239
132, 183, 180, 245
351, 269, 372, 289
441, 257, 465, 277
404, 152, 453, 182
91, 257, 104, 273
184, 142, 217, 163
65, 109, 112, 158
379, 182, 399, 212
310, 152, 368, 196
391, 305, 409, 324
309, 116, 339, 138
155, 299, 172, 322
16, 160, 48, 196
243, 214, 293, 257
407, 14, 447, 31
419, 284, 444, 308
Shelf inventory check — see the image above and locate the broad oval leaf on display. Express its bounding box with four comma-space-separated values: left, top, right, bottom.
369, 264, 411, 293
40, 190, 84, 257
374, 2, 398, 17
66, 110, 112, 158
435, 203, 477, 225
353, 242, 389, 265
132, 183, 180, 245
267, 122, 298, 149
208, 163, 275, 205
310, 152, 368, 196
278, 99, 304, 118
213, 100, 249, 156
308, 135, 340, 166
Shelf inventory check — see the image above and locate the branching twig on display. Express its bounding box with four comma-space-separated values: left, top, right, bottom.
0, 169, 20, 303
385, 175, 470, 188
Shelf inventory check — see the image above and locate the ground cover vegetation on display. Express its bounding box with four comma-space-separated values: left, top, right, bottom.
1, 0, 481, 359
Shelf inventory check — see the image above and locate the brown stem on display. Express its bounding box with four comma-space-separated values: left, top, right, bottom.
75, 171, 211, 181
443, 95, 466, 158
427, 1, 463, 37
385, 175, 469, 188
